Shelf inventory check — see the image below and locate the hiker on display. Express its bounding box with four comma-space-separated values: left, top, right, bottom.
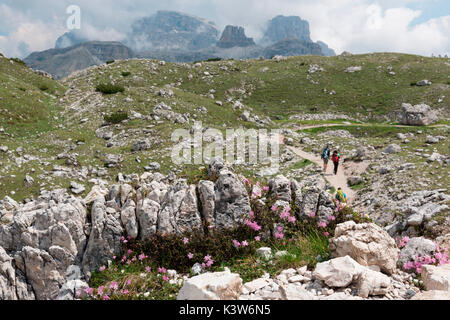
332, 150, 341, 175
321, 144, 331, 173
335, 187, 347, 204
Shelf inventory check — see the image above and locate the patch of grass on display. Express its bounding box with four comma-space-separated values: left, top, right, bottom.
96, 83, 125, 94
289, 159, 313, 170
121, 71, 131, 77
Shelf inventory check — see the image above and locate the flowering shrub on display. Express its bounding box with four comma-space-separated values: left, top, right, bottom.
402, 244, 449, 275
87, 176, 374, 299
83, 249, 181, 300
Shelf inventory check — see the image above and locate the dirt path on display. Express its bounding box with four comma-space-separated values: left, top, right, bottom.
279, 134, 356, 204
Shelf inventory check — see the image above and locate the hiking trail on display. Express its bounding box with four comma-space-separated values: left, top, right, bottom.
279, 133, 357, 204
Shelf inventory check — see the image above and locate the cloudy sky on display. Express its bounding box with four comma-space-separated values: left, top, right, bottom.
0, 0, 449, 58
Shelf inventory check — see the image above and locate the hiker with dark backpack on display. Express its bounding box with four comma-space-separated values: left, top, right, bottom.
321, 144, 331, 173
332, 150, 341, 175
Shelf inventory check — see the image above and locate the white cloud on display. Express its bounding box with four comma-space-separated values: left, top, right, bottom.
0, 0, 448, 58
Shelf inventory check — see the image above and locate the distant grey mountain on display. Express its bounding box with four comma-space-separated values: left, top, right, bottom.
25, 41, 134, 79
55, 30, 89, 49
125, 10, 220, 52
29, 12, 336, 78
263, 39, 323, 58
317, 41, 336, 56
217, 26, 256, 48
262, 15, 312, 45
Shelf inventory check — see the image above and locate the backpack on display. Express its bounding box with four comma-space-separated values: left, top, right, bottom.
322, 148, 329, 159
332, 153, 340, 163
336, 190, 346, 203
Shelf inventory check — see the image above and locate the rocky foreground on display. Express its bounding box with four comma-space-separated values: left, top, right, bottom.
178, 221, 450, 301
0, 159, 449, 300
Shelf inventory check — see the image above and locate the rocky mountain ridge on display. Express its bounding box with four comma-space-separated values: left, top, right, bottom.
25, 11, 335, 79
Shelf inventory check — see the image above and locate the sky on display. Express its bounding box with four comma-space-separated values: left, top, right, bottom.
0, 0, 449, 58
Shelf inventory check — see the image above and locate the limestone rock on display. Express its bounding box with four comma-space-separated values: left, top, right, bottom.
421, 264, 450, 291
330, 221, 399, 275
178, 270, 243, 300
356, 269, 391, 298
314, 256, 364, 287
399, 103, 438, 126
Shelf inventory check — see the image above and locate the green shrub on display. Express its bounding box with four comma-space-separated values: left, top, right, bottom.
38, 83, 49, 91
96, 83, 125, 94
104, 112, 128, 124
106, 60, 115, 65
121, 71, 131, 77
9, 58, 26, 66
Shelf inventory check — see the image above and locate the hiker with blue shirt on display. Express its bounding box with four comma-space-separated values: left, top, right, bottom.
321, 144, 331, 173
335, 188, 347, 204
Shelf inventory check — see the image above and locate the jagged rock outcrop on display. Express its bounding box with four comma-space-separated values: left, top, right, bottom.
217, 26, 256, 49
214, 170, 251, 230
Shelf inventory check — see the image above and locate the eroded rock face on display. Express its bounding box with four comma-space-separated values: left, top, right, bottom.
399, 103, 438, 126
82, 197, 123, 279
330, 221, 399, 275
178, 270, 243, 300
214, 170, 251, 230
158, 180, 203, 235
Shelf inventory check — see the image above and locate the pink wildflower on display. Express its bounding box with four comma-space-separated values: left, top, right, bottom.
97, 286, 104, 296
99, 265, 106, 272
255, 236, 261, 241
241, 240, 249, 247
138, 253, 147, 261
183, 237, 189, 245
103, 295, 110, 301
188, 253, 194, 259
271, 205, 278, 212
310, 212, 316, 218
158, 267, 167, 274
110, 282, 118, 291
318, 221, 327, 228
275, 232, 284, 240
145, 266, 151, 273
233, 240, 241, 248
84, 287, 94, 295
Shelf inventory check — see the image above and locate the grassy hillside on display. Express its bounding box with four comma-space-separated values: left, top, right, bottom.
0, 52, 448, 201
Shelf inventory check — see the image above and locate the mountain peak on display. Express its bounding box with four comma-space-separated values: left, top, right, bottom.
217, 26, 256, 49
262, 15, 311, 45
